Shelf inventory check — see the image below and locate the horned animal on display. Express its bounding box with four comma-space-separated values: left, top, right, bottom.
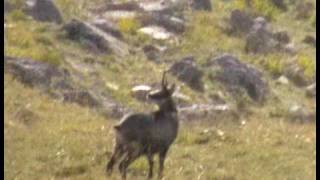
106, 71, 178, 180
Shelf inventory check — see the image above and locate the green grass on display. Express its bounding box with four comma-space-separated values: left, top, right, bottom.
4, 20, 63, 66
4, 74, 315, 180
297, 53, 316, 80
118, 18, 141, 35
4, 0, 316, 179
233, 0, 281, 21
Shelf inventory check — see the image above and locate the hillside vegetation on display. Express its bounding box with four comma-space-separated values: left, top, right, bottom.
4, 0, 316, 179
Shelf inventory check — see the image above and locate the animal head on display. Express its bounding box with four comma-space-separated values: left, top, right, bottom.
148, 70, 175, 102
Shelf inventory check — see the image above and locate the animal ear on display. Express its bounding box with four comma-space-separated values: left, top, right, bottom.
168, 83, 176, 95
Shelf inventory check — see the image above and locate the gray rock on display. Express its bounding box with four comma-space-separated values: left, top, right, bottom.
4, 56, 130, 118
303, 35, 316, 47
245, 20, 278, 54
143, 44, 167, 63
207, 54, 268, 102
63, 19, 110, 53
229, 9, 254, 34
172, 92, 192, 106
63, 90, 101, 107
4, 1, 13, 14
209, 91, 227, 104
284, 64, 309, 87
169, 56, 204, 91
91, 18, 123, 39
283, 43, 297, 54
296, 2, 314, 19
273, 31, 290, 44
4, 56, 68, 88
25, 0, 63, 24
270, 0, 287, 11
305, 83, 316, 98
288, 104, 315, 123
178, 104, 234, 121
92, 1, 142, 13
276, 75, 289, 85
190, 0, 212, 11
63, 19, 129, 56
139, 0, 174, 13
131, 85, 152, 101
139, 12, 185, 34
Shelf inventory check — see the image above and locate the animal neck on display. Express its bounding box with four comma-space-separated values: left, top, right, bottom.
158, 98, 177, 114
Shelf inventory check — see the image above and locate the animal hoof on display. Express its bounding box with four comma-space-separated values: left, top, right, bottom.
105, 167, 112, 176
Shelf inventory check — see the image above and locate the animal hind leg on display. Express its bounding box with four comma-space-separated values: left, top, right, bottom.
118, 148, 141, 180
106, 143, 124, 175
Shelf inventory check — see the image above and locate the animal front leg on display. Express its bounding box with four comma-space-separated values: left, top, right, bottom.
147, 153, 154, 179
158, 148, 168, 180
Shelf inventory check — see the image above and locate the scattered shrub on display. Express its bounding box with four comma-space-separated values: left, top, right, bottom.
297, 54, 315, 80
118, 18, 141, 35
233, 0, 280, 20
5, 22, 63, 66
8, 9, 29, 21
263, 54, 285, 76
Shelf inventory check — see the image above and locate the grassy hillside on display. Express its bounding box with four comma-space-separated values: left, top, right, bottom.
4, 74, 315, 180
4, 0, 316, 179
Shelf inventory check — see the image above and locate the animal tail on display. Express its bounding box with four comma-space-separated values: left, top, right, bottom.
113, 125, 121, 131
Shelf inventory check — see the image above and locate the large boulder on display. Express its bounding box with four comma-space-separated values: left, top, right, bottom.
4, 56, 68, 88
207, 54, 268, 102
303, 35, 316, 47
190, 0, 212, 11
138, 0, 174, 13
273, 31, 290, 44
63, 90, 101, 107
169, 56, 204, 91
25, 0, 63, 24
131, 85, 152, 101
91, 1, 142, 14
4, 1, 13, 14
91, 18, 123, 39
229, 9, 254, 34
139, 12, 186, 34
245, 17, 278, 54
270, 0, 287, 11
305, 83, 316, 98
178, 104, 235, 121
284, 64, 310, 87
143, 44, 167, 63
295, 2, 314, 19
63, 19, 130, 56
288, 104, 315, 123
4, 56, 130, 117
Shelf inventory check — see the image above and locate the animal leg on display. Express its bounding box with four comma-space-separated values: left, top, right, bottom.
106, 143, 124, 175
118, 149, 141, 180
158, 148, 168, 180
147, 153, 154, 179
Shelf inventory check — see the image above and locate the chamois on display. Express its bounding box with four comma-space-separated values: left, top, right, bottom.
106, 71, 178, 180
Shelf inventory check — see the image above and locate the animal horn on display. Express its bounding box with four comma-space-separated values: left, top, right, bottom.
161, 70, 168, 87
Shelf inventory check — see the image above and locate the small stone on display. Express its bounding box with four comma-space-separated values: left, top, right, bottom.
131, 85, 152, 101
276, 75, 289, 85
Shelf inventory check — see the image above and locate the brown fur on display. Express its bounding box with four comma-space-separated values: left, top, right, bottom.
106, 71, 178, 180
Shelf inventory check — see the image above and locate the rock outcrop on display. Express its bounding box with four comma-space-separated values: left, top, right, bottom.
25, 0, 63, 24
63, 19, 130, 56
207, 54, 268, 102
169, 56, 204, 91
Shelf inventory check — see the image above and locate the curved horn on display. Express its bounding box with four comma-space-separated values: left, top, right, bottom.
161, 70, 168, 87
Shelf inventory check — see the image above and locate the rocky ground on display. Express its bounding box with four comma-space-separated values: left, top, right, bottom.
4, 0, 316, 179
